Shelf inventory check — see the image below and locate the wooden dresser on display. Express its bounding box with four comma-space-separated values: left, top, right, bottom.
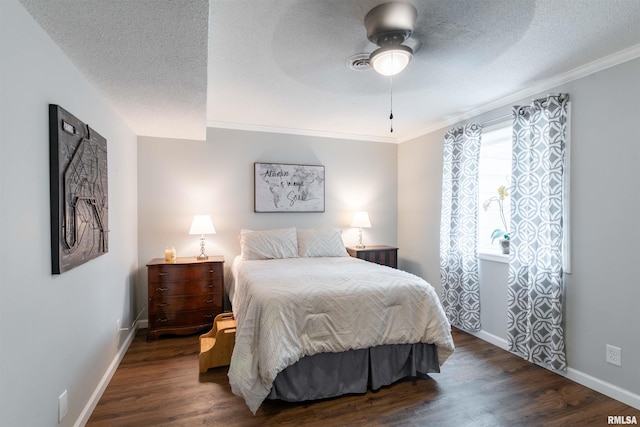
146, 256, 224, 341
346, 245, 398, 269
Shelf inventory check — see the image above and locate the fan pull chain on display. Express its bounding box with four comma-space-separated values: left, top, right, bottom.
389, 75, 394, 133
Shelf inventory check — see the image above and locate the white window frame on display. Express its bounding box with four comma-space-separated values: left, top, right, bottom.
478, 120, 512, 262
563, 103, 572, 274
476, 105, 571, 273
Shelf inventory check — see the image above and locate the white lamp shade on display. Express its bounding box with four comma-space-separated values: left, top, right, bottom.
351, 211, 372, 228
369, 45, 412, 76
189, 215, 216, 235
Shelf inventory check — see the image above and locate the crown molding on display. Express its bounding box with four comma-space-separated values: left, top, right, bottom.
398, 42, 640, 143
206, 121, 398, 144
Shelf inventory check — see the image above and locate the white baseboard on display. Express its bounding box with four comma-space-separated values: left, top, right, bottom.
467, 329, 640, 410
563, 368, 640, 410
467, 329, 509, 350
74, 322, 139, 427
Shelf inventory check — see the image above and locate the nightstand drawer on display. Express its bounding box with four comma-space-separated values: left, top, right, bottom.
148, 262, 222, 284
148, 280, 221, 298
346, 245, 398, 268
149, 308, 216, 329
149, 293, 222, 312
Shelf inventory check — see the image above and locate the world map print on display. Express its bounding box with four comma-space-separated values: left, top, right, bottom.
254, 163, 324, 212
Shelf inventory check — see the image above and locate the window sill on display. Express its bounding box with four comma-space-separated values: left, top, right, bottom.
478, 249, 509, 263
478, 249, 572, 273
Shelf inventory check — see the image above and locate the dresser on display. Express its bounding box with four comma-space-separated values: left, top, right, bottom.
146, 256, 224, 341
346, 245, 398, 268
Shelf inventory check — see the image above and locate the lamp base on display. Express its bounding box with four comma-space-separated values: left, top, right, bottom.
197, 235, 208, 260
356, 228, 365, 249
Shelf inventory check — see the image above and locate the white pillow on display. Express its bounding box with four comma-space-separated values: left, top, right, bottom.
240, 227, 298, 260
297, 228, 348, 257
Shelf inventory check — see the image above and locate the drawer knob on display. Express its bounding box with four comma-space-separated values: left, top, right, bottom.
208, 269, 215, 273
158, 303, 169, 307
158, 272, 169, 276
204, 299, 213, 303
156, 287, 169, 292
158, 318, 168, 323
203, 314, 214, 319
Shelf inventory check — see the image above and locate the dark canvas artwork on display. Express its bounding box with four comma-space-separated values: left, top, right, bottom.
49, 105, 108, 274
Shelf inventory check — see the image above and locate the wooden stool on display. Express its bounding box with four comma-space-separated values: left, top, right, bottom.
199, 312, 236, 372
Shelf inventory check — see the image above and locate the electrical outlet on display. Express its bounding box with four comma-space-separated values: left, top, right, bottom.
606, 344, 622, 367
116, 319, 121, 341
58, 390, 68, 423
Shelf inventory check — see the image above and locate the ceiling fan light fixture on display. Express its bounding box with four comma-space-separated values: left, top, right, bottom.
369, 44, 413, 76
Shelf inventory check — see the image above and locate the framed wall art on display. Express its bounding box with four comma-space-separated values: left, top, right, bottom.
254, 162, 325, 213
49, 104, 109, 274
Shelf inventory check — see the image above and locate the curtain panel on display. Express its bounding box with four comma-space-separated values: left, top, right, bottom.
440, 123, 482, 332
507, 93, 569, 371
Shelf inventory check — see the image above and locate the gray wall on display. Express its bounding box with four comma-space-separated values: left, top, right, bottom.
137, 128, 398, 316
0, 1, 139, 426
398, 58, 640, 405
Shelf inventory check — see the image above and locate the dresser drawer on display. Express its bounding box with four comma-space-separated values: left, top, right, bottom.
148, 280, 221, 298
148, 262, 222, 284
149, 308, 216, 328
149, 293, 222, 312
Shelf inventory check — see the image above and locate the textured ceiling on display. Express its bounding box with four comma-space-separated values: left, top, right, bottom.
19, 0, 209, 141
19, 0, 640, 143
208, 0, 640, 142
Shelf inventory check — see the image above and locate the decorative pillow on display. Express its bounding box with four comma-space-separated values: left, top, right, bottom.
297, 228, 348, 257
240, 227, 298, 260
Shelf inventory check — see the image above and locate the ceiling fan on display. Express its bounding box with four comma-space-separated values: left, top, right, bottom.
349, 2, 418, 132
351, 2, 418, 76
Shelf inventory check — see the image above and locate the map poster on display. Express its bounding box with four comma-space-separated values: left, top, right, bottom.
49, 105, 109, 274
254, 163, 325, 212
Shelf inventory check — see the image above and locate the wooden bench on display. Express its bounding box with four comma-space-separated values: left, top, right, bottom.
199, 312, 236, 372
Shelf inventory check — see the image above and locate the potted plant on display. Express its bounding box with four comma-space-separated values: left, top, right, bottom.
483, 184, 510, 254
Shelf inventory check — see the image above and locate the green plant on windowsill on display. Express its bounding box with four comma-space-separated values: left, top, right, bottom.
483, 184, 510, 253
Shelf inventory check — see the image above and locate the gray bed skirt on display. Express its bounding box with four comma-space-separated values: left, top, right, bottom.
267, 343, 439, 402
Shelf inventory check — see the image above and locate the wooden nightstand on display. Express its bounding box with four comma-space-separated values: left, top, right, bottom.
346, 245, 398, 268
146, 256, 224, 341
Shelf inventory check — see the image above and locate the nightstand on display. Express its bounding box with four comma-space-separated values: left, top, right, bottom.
147, 256, 224, 341
346, 245, 398, 268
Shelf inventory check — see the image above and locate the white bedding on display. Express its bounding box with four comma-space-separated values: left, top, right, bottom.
227, 256, 455, 414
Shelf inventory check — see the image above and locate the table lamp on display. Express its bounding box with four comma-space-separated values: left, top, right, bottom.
351, 211, 371, 249
189, 215, 216, 260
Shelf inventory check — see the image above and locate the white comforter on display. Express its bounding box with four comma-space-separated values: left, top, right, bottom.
228, 256, 455, 414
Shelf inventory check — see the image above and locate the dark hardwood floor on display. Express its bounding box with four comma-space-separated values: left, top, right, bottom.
87, 328, 638, 426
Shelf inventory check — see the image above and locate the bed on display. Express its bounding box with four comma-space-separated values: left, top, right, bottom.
227, 227, 455, 414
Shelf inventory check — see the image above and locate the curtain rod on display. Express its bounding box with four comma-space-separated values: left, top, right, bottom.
480, 113, 511, 127
478, 94, 570, 127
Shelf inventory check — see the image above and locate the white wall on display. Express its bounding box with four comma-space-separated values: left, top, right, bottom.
137, 128, 398, 315
398, 57, 640, 408
0, 1, 138, 425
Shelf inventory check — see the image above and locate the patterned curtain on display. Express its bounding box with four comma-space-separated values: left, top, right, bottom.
440, 123, 482, 331
507, 94, 569, 371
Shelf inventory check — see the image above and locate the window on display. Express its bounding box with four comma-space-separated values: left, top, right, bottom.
478, 121, 511, 253
476, 102, 570, 270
